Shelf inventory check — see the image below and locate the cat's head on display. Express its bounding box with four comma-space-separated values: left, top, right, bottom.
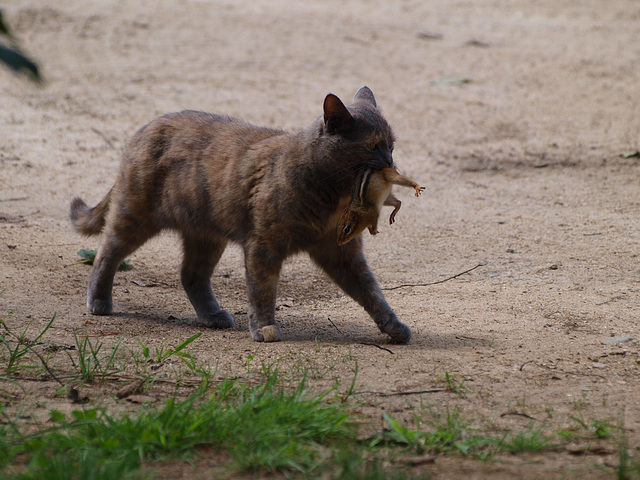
321, 87, 396, 172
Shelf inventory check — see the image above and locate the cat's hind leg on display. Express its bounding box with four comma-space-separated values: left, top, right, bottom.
87, 221, 155, 315
181, 234, 234, 328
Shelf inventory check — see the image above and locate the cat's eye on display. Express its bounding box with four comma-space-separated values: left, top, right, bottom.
366, 143, 377, 151
343, 225, 351, 234
389, 144, 394, 153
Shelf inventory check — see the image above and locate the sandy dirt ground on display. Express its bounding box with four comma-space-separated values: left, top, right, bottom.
1, 1, 640, 478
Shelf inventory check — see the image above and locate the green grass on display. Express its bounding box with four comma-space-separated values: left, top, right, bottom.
137, 332, 202, 365
1, 372, 356, 479
1, 314, 638, 479
439, 369, 467, 397
0, 313, 55, 375
70, 330, 125, 382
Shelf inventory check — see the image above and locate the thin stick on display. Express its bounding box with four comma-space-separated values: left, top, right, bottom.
382, 263, 487, 291
500, 412, 537, 421
91, 127, 117, 150
28, 348, 65, 387
327, 317, 342, 334
355, 388, 445, 396
0, 196, 28, 202
359, 342, 394, 354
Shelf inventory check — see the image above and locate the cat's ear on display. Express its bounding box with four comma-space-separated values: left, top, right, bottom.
353, 86, 377, 108
323, 94, 354, 133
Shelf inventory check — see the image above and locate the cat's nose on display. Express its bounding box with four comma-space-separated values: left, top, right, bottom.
383, 151, 393, 167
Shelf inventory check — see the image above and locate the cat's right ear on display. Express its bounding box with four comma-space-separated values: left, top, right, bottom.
323, 94, 354, 134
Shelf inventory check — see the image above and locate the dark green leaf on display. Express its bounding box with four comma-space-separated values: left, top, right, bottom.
49, 410, 66, 423
0, 44, 41, 83
76, 249, 132, 270
77, 249, 97, 262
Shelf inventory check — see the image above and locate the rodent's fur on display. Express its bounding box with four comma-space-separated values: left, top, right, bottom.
337, 167, 424, 245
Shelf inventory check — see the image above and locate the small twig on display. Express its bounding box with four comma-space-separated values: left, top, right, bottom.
356, 388, 445, 396
500, 411, 537, 421
64, 259, 91, 268
382, 263, 487, 291
456, 335, 478, 341
0, 196, 28, 202
28, 347, 65, 387
359, 342, 394, 354
327, 317, 342, 334
91, 127, 116, 150
520, 360, 534, 371
2, 375, 78, 382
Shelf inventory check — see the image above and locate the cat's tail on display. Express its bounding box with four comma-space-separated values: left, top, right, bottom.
69, 188, 112, 236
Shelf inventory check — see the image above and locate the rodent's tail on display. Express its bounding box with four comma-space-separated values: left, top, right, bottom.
69, 188, 112, 236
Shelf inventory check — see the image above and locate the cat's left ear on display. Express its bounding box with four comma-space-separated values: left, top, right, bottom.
324, 94, 354, 133
353, 86, 377, 108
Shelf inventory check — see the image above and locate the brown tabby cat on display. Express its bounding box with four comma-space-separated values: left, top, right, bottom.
70, 87, 411, 343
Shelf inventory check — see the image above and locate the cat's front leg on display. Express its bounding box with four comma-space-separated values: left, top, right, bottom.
308, 239, 411, 343
244, 244, 284, 342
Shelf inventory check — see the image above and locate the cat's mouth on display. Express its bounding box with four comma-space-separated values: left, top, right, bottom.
362, 158, 395, 171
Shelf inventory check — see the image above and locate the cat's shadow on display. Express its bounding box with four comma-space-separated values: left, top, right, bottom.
111, 309, 489, 349
284, 330, 491, 350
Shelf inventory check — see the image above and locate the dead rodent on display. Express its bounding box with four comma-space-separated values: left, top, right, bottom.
337, 167, 424, 245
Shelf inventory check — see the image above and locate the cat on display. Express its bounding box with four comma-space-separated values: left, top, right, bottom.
70, 87, 412, 343
337, 167, 424, 245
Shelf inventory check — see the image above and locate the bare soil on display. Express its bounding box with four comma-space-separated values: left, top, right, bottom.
1, 1, 639, 478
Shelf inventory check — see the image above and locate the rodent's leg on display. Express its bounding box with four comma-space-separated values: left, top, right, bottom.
308, 239, 412, 343
244, 243, 284, 342
384, 193, 402, 224
383, 168, 425, 197
181, 234, 233, 329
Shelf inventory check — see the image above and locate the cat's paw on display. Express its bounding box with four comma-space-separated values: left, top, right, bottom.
201, 310, 234, 329
251, 324, 283, 342
88, 298, 113, 315
376, 313, 412, 344
387, 322, 412, 344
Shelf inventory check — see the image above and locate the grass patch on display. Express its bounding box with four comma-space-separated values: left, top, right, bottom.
1, 372, 352, 478
0, 313, 55, 375
1, 313, 638, 479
